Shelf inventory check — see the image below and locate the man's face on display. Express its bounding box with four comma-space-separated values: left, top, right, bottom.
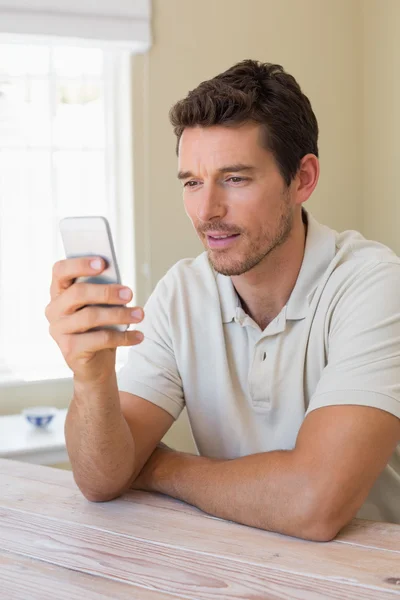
178, 122, 296, 277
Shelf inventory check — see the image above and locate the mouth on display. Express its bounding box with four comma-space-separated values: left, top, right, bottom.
206, 233, 240, 249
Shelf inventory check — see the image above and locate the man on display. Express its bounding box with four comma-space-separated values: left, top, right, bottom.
46, 59, 400, 542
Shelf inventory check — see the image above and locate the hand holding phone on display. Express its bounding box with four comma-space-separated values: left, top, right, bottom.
45, 216, 144, 384
59, 216, 130, 333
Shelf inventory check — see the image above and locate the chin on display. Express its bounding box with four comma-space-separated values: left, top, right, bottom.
207, 251, 255, 276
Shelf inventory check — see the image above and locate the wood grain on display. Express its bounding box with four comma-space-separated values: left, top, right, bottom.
1, 463, 399, 592
0, 549, 183, 600
1, 459, 399, 600
1, 507, 396, 600
337, 520, 400, 553
3, 458, 400, 550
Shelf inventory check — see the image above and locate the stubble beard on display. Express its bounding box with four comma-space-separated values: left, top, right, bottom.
207, 197, 294, 277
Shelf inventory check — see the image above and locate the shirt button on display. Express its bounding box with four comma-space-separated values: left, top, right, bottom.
261, 351, 267, 361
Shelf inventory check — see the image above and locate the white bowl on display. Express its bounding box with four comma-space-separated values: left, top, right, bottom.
22, 406, 58, 428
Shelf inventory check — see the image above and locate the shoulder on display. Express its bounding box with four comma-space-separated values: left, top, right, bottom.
148, 252, 218, 308
159, 252, 215, 289
304, 217, 400, 331
323, 227, 400, 300
165, 252, 215, 281
336, 227, 399, 265
319, 230, 400, 331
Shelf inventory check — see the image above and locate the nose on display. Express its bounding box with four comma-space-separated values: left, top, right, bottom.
196, 183, 227, 223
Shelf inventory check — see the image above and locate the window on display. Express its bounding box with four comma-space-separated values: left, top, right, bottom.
0, 40, 135, 383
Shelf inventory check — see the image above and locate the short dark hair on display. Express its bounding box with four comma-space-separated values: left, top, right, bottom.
169, 59, 319, 186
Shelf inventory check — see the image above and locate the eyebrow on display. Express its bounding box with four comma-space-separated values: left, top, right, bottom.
177, 164, 256, 180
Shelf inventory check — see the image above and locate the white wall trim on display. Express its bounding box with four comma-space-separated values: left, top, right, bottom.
0, 0, 151, 52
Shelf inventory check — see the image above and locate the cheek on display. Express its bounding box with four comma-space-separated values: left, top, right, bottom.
183, 196, 198, 224
232, 190, 266, 221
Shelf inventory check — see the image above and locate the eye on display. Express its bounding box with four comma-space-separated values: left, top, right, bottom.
183, 180, 199, 188
227, 176, 247, 183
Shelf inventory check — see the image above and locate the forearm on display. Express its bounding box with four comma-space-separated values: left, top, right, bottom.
143, 450, 328, 540
65, 372, 135, 501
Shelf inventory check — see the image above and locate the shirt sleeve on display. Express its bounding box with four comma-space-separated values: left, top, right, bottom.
306, 260, 400, 420
116, 275, 184, 420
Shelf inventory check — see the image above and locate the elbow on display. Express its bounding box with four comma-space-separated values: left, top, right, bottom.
82, 489, 121, 503
277, 481, 351, 542
298, 493, 353, 542
300, 520, 342, 543
73, 474, 129, 503
69, 459, 138, 503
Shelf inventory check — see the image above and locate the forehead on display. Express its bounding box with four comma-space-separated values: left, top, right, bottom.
178, 123, 273, 171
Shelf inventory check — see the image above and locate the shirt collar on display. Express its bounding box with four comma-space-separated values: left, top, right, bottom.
285, 209, 336, 320
217, 209, 337, 324
218, 268, 241, 324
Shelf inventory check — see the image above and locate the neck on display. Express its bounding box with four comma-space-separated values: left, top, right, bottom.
231, 211, 307, 330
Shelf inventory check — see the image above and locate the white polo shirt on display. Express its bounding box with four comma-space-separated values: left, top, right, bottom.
117, 210, 400, 524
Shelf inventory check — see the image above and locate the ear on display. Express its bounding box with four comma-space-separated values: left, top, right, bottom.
293, 154, 320, 206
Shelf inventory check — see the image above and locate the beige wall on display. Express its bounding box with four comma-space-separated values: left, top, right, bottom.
362, 0, 400, 254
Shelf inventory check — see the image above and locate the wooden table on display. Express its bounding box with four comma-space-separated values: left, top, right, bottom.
1, 459, 399, 599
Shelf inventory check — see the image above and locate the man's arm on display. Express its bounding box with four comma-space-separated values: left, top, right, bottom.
66, 376, 174, 501
133, 405, 400, 541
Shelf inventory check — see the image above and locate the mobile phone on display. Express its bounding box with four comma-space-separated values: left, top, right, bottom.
59, 216, 128, 332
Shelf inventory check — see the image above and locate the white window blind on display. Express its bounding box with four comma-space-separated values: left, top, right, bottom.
0, 1, 151, 52
0, 40, 136, 383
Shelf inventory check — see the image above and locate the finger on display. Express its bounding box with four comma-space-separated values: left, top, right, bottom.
47, 282, 133, 322
55, 305, 144, 335
49, 257, 105, 301
68, 328, 144, 356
